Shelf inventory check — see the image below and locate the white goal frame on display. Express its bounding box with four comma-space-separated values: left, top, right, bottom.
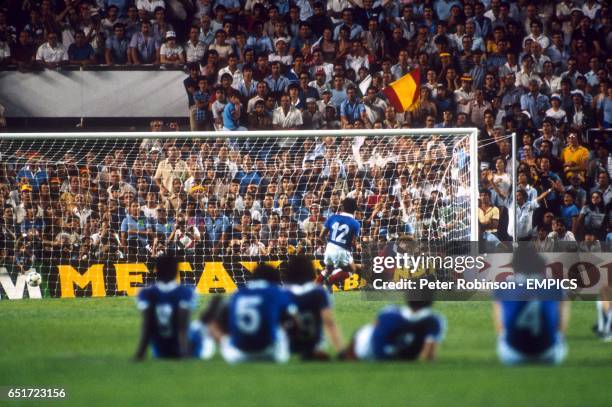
0, 128, 480, 241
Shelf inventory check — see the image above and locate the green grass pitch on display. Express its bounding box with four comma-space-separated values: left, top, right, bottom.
1, 294, 610, 406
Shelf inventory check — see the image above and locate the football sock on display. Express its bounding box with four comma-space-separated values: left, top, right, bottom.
328, 271, 350, 286
596, 301, 604, 333
316, 267, 333, 284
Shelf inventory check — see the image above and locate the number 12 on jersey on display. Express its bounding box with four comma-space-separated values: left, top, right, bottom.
330, 222, 350, 244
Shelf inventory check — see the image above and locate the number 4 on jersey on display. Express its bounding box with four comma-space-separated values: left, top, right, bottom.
516, 301, 542, 336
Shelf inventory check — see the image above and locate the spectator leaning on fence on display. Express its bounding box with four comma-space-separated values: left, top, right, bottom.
128, 19, 159, 65
35, 31, 67, 68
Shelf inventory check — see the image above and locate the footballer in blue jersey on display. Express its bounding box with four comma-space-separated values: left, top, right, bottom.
220, 263, 297, 364
493, 246, 569, 365
134, 255, 197, 360
341, 297, 445, 361
318, 197, 361, 289
281, 255, 344, 360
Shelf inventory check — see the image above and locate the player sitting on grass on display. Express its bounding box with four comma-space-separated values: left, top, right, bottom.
217, 263, 298, 364
281, 255, 344, 360
134, 254, 198, 360
339, 290, 445, 361
317, 197, 361, 290
493, 246, 570, 365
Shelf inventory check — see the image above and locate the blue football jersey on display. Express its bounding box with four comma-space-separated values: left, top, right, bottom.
499, 301, 561, 354
371, 306, 445, 360
228, 280, 296, 352
495, 282, 563, 354
324, 213, 361, 250
136, 282, 197, 358
286, 283, 331, 354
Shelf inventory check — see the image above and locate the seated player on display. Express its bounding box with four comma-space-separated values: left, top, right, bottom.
134, 254, 197, 360
493, 246, 570, 365
281, 255, 344, 360
217, 263, 297, 364
317, 197, 361, 290
341, 291, 445, 361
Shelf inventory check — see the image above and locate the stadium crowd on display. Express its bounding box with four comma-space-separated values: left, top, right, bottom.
0, 0, 611, 267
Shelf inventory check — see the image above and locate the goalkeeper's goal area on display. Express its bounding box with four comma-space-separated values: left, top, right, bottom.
0, 129, 478, 298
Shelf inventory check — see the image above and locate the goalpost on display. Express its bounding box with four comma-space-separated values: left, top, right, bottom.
0, 128, 479, 298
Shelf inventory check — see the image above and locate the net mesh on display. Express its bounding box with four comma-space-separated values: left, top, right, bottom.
0, 131, 475, 297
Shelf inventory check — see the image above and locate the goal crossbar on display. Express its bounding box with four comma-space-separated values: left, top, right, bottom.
0, 128, 479, 139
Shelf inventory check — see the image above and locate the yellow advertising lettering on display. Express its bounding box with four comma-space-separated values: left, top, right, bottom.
58, 264, 106, 298
342, 273, 364, 291
178, 262, 193, 273
196, 262, 237, 293
56, 261, 363, 297
239, 261, 283, 273
114, 263, 149, 296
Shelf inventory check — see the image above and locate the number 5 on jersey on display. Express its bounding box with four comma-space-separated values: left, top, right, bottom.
235, 296, 262, 334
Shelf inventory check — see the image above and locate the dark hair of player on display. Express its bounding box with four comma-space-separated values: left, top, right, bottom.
155, 254, 179, 282
251, 262, 281, 283
342, 197, 357, 214
407, 300, 434, 311
406, 283, 434, 310
282, 255, 315, 285
511, 245, 546, 276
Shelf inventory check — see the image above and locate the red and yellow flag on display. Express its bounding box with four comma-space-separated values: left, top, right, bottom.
382, 69, 421, 113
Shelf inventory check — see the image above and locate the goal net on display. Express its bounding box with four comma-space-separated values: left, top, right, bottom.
0, 129, 478, 298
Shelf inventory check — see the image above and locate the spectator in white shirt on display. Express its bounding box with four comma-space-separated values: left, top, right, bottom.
548, 217, 577, 252
136, 0, 166, 19
523, 19, 549, 50
582, 0, 601, 20
35, 32, 68, 68
272, 94, 303, 130
0, 33, 11, 63
454, 75, 475, 115
217, 53, 243, 86
530, 42, 551, 75
545, 94, 567, 128
345, 40, 369, 75
159, 31, 185, 65
268, 37, 293, 67
247, 81, 268, 113
515, 55, 542, 90
185, 25, 206, 63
